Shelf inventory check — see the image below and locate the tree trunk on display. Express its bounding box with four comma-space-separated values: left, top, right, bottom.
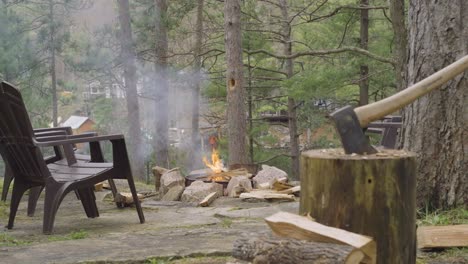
359, 0, 369, 106
117, 0, 145, 180
49, 0, 58, 127
154, 0, 169, 168
300, 149, 417, 264
402, 0, 468, 208
279, 0, 299, 180
389, 0, 407, 91
224, 0, 248, 166
189, 0, 204, 170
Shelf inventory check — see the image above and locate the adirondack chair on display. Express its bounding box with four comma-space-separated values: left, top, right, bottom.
0, 81, 144, 234
2, 127, 122, 218
2, 127, 92, 202
366, 116, 402, 149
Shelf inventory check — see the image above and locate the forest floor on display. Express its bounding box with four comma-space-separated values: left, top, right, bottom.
0, 179, 466, 264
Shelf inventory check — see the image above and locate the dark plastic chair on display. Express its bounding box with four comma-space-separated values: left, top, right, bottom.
2, 126, 89, 202
2, 127, 121, 217
0, 81, 144, 234
366, 116, 402, 149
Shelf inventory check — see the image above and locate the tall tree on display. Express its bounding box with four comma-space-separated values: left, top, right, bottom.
48, 0, 59, 126
117, 0, 145, 180
154, 0, 169, 168
358, 0, 369, 106
190, 0, 204, 168
402, 0, 467, 208
224, 0, 248, 166
389, 0, 407, 91
279, 0, 300, 180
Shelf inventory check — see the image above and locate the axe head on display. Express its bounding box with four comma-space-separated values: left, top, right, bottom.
330, 105, 377, 155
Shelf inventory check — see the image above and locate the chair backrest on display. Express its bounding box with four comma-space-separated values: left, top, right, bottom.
0, 81, 49, 184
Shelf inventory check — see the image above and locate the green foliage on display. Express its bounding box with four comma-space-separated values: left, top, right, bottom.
417, 207, 468, 226
0, 233, 31, 247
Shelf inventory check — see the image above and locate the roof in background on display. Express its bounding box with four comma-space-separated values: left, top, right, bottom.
61, 116, 92, 129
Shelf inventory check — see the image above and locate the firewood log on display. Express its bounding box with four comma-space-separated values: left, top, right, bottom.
233, 233, 364, 264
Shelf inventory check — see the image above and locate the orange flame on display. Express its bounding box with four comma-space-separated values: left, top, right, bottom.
203, 149, 225, 173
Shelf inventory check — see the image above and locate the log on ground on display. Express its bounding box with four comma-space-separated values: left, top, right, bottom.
417, 225, 468, 249
265, 212, 376, 263
232, 233, 364, 264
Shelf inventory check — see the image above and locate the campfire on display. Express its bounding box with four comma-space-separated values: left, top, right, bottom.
202, 149, 229, 182
186, 147, 253, 186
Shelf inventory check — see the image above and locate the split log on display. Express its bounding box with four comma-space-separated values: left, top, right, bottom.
265, 212, 376, 263
199, 192, 218, 207
152, 166, 169, 191
239, 190, 295, 202
272, 179, 294, 191
94, 182, 104, 192
278, 185, 300, 195
233, 234, 364, 264
114, 192, 144, 206
417, 225, 468, 249
300, 148, 416, 264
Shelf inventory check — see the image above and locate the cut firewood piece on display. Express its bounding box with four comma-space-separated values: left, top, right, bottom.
278, 185, 300, 195
272, 179, 294, 191
233, 233, 364, 264
102, 182, 111, 190
265, 212, 376, 264
208, 168, 253, 182
114, 192, 144, 206
417, 225, 468, 249
239, 190, 295, 202
94, 182, 104, 191
199, 192, 218, 207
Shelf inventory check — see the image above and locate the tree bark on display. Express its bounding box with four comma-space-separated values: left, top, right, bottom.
154, 0, 169, 168
300, 149, 417, 264
224, 0, 248, 166
49, 0, 58, 126
359, 0, 369, 106
402, 0, 467, 208
279, 0, 299, 180
117, 0, 145, 180
389, 0, 407, 91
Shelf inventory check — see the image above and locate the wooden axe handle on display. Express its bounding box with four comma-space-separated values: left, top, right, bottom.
355, 55, 468, 127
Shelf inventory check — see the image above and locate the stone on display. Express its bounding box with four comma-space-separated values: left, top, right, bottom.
181, 180, 223, 203
161, 185, 185, 201
152, 166, 169, 191
252, 165, 288, 189
225, 176, 252, 197
160, 168, 185, 195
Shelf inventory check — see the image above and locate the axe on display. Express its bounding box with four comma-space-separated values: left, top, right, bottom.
331, 55, 468, 154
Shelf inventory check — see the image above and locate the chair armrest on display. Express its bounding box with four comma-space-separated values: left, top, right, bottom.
35, 134, 124, 147
35, 132, 98, 142
33, 127, 72, 133
367, 122, 402, 128
34, 130, 68, 138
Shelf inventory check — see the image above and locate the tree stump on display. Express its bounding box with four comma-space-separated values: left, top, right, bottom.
300, 148, 416, 264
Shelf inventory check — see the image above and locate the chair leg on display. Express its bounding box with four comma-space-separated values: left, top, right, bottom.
43, 181, 69, 235
76, 187, 99, 218
126, 177, 145, 224
7, 181, 30, 229
1, 164, 13, 201
27, 186, 44, 217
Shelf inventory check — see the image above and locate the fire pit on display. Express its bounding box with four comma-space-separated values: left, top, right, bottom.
186, 149, 256, 188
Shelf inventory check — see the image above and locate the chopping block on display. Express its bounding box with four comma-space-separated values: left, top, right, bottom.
300, 148, 416, 264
